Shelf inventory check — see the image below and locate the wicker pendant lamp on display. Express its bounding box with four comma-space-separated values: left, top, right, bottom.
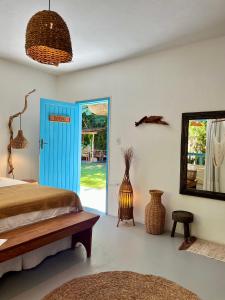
11, 114, 28, 149
25, 0, 73, 66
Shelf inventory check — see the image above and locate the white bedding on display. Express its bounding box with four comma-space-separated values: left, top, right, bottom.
0, 177, 26, 187
0, 177, 74, 233
0, 177, 76, 278
0, 206, 73, 233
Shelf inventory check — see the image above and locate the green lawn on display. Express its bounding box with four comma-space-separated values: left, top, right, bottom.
80, 162, 106, 189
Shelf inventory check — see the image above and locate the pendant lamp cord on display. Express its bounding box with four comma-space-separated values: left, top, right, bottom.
49, 0, 51, 10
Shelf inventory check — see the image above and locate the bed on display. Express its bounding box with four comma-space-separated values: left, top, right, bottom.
0, 177, 85, 278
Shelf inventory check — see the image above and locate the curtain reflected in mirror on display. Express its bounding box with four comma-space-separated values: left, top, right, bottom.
180, 112, 225, 201
188, 119, 225, 193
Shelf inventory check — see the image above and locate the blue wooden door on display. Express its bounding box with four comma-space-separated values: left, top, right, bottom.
39, 99, 81, 192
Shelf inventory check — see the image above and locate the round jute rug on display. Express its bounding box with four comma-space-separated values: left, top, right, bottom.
43, 271, 200, 300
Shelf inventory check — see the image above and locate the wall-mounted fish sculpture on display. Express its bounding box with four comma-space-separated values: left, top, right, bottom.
135, 116, 169, 127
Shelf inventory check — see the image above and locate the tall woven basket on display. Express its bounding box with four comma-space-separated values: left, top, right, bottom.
117, 148, 135, 227
145, 190, 165, 235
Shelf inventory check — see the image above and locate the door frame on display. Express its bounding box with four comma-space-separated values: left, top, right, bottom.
76, 97, 110, 215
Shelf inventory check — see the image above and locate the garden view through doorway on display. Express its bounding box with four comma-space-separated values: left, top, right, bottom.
79, 99, 109, 213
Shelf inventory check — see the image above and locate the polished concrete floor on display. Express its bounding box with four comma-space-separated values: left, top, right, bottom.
80, 186, 106, 213
0, 215, 225, 300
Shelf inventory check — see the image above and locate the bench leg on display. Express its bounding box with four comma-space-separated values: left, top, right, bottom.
171, 221, 177, 237
71, 228, 92, 258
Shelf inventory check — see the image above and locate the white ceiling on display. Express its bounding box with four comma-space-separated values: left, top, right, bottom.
1, 0, 225, 75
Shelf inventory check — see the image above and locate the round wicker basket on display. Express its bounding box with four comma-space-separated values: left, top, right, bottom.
145, 190, 165, 235
25, 10, 73, 66
187, 170, 197, 181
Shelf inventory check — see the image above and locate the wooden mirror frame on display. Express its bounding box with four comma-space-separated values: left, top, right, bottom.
180, 110, 225, 201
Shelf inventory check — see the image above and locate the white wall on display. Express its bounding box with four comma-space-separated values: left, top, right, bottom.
56, 36, 225, 244
0, 59, 56, 180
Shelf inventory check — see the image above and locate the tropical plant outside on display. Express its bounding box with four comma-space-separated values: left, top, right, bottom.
188, 120, 207, 165
82, 105, 107, 150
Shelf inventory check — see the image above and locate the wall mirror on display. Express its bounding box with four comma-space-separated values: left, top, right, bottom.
180, 111, 225, 201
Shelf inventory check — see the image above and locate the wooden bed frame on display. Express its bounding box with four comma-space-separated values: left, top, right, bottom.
0, 211, 100, 263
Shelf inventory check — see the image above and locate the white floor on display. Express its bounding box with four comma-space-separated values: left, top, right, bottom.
80, 186, 106, 213
1, 215, 225, 300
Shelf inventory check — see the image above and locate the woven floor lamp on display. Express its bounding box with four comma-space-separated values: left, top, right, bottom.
25, 0, 73, 66
117, 148, 135, 227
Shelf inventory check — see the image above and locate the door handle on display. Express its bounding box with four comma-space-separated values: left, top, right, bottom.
39, 138, 48, 150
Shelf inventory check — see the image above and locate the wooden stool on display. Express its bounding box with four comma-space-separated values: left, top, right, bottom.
171, 210, 194, 241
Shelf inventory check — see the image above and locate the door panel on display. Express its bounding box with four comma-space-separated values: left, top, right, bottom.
39, 99, 81, 192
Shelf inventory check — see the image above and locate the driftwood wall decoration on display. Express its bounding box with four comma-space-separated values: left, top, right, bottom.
135, 116, 169, 127
7, 89, 36, 177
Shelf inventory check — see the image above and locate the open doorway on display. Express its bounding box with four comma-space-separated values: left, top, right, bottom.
78, 98, 110, 213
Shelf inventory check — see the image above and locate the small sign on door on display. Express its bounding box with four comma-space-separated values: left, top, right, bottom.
49, 115, 71, 123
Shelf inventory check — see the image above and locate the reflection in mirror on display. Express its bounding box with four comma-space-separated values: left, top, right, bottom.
187, 118, 225, 193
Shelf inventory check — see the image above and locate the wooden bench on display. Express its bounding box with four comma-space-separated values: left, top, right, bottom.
0, 211, 100, 263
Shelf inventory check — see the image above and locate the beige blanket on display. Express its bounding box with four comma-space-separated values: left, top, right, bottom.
0, 184, 82, 219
